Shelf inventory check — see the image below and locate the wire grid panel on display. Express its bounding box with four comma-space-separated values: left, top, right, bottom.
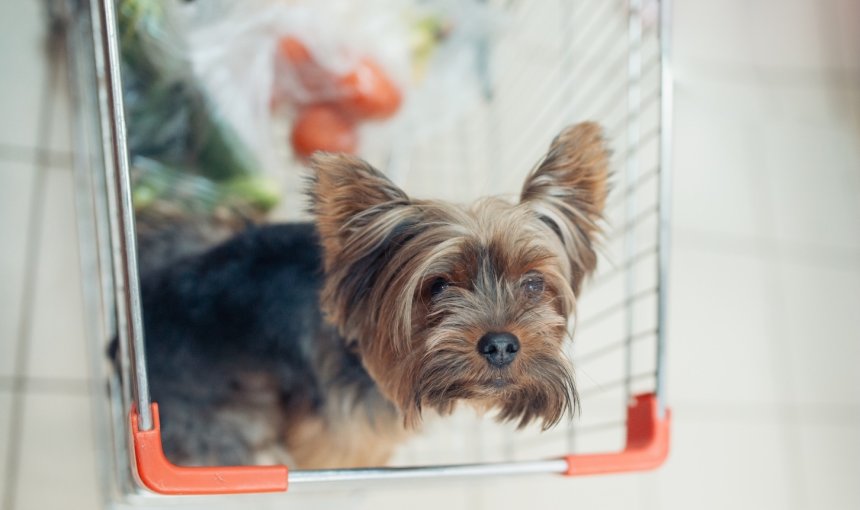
353, 0, 665, 467
69, 0, 667, 502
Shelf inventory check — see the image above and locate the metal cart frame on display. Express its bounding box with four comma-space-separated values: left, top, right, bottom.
67, 0, 673, 500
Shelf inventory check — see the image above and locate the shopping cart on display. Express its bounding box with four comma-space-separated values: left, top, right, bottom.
66, 0, 673, 502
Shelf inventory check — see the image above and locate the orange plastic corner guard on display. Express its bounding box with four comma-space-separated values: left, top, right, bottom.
563, 393, 671, 476
130, 403, 288, 495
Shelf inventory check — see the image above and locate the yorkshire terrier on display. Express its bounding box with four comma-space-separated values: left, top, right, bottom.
138, 122, 609, 468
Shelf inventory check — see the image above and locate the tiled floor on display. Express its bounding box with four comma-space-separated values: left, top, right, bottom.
1, 1, 859, 510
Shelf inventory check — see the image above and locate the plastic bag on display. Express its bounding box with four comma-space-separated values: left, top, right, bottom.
173, 0, 499, 164
119, 0, 500, 267
120, 0, 273, 211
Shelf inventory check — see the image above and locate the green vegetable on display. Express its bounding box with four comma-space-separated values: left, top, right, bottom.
118, 0, 277, 219
222, 177, 281, 213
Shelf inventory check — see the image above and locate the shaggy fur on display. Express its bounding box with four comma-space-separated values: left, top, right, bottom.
136, 122, 609, 468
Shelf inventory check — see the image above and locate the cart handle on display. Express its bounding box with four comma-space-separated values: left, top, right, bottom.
563, 393, 671, 476
130, 404, 289, 494
130, 393, 669, 494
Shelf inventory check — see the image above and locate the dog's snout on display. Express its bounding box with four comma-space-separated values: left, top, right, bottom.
477, 332, 520, 367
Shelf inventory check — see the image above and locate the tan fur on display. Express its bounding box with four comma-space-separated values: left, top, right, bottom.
521, 122, 610, 292
303, 122, 610, 454
285, 402, 406, 468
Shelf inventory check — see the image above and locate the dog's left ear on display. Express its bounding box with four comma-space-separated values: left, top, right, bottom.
520, 122, 610, 292
308, 152, 411, 270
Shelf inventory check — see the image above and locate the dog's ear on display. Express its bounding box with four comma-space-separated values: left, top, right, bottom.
308, 152, 423, 354
308, 153, 411, 268
520, 122, 610, 293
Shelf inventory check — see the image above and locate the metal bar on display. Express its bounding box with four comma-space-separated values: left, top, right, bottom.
586, 243, 657, 291
580, 54, 660, 140
90, 0, 133, 420
638, 88, 662, 115
84, 0, 138, 495
521, 419, 627, 451
578, 370, 656, 399
605, 205, 658, 242
656, 0, 673, 418
562, 48, 629, 117
499, 7, 629, 175
95, 0, 152, 430
506, 26, 628, 144
575, 286, 657, 333
493, 0, 576, 100
288, 459, 569, 485
77, 0, 117, 360
607, 88, 660, 137
572, 75, 628, 127
627, 126, 659, 156
575, 328, 656, 364
621, 126, 658, 159
640, 54, 661, 82
622, 0, 643, 411
599, 60, 657, 142
605, 165, 658, 211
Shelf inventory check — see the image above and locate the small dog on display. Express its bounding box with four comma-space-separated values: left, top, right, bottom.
139, 122, 609, 468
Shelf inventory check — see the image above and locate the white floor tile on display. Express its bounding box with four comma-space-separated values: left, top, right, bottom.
13, 392, 101, 510
481, 473, 645, 510
671, 78, 766, 238
768, 77, 859, 129
748, 0, 844, 72
849, 83, 860, 133
25, 169, 89, 381
672, 0, 754, 67
776, 260, 860, 406
797, 422, 860, 510
654, 417, 794, 510
360, 484, 476, 510
667, 243, 785, 405
0, 3, 857, 510
0, 0, 71, 154
0, 161, 38, 377
833, 0, 860, 73
0, 0, 47, 150
45, 60, 73, 155
760, 122, 860, 251
0, 390, 12, 501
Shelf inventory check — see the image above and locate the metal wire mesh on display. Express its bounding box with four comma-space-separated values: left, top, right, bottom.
369, 0, 668, 467
67, 0, 670, 502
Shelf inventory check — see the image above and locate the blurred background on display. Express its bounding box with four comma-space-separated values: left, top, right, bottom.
1, 0, 858, 509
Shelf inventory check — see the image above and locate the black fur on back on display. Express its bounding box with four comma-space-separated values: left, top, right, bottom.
133, 223, 385, 465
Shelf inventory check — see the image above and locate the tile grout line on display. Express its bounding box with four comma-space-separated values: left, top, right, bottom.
1, 34, 59, 510
0, 376, 94, 396
0, 144, 73, 170
667, 400, 860, 425
674, 56, 860, 87
755, 4, 858, 507
673, 226, 860, 271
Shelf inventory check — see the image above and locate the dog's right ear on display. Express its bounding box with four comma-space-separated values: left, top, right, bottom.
308, 153, 411, 269
520, 122, 610, 293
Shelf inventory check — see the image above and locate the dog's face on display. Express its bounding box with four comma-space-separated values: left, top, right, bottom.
309, 122, 609, 430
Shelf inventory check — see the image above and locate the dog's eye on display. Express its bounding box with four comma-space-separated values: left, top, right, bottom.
522, 273, 545, 298
429, 277, 450, 297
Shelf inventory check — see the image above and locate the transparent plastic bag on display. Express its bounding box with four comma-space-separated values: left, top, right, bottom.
120, 0, 500, 265
174, 0, 499, 163
120, 0, 270, 212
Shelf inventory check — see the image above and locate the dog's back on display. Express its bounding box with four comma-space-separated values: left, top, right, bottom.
140, 223, 328, 465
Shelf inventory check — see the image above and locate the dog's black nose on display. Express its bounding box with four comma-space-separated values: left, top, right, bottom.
477, 332, 520, 367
